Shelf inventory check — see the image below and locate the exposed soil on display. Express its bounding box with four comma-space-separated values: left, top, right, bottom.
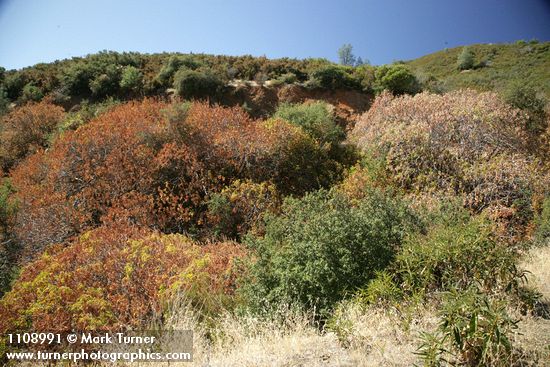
222, 83, 373, 131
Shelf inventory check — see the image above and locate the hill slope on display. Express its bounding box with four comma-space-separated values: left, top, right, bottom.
407, 41, 550, 97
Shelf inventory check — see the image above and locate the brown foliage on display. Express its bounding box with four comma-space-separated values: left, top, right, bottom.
0, 225, 247, 333
8, 99, 344, 259
0, 101, 65, 173
352, 90, 549, 236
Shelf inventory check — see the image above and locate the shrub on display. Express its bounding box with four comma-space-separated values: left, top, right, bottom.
0, 87, 8, 116
260, 118, 349, 196
374, 64, 419, 95
89, 64, 121, 97
503, 83, 547, 134
8, 100, 350, 256
0, 226, 247, 333
352, 90, 548, 233
59, 62, 95, 96
275, 72, 297, 84
0, 179, 17, 296
273, 101, 344, 146
395, 213, 522, 296
173, 69, 223, 99
242, 188, 420, 316
119, 65, 143, 93
0, 101, 65, 172
3, 73, 26, 100
156, 55, 203, 87
207, 180, 279, 240
307, 65, 359, 90
418, 288, 519, 366
20, 83, 43, 103
457, 46, 475, 70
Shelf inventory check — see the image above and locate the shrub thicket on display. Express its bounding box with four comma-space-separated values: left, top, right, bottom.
0, 226, 247, 332
374, 64, 419, 95
173, 69, 223, 99
307, 65, 359, 90
119, 65, 144, 93
8, 100, 351, 257
352, 90, 548, 236
273, 101, 344, 146
242, 188, 420, 315
0, 101, 65, 172
20, 83, 43, 103
457, 46, 475, 70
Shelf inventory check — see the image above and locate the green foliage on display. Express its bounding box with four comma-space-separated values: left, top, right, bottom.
374, 64, 419, 95
407, 42, 550, 99
207, 180, 279, 240
418, 288, 518, 366
119, 65, 143, 93
89, 64, 121, 97
0, 179, 17, 296
503, 83, 547, 133
3, 73, 26, 100
307, 65, 359, 90
358, 271, 403, 305
457, 46, 475, 70
59, 62, 95, 95
273, 101, 344, 146
156, 55, 204, 87
0, 87, 9, 116
395, 211, 522, 296
173, 69, 223, 98
242, 188, 420, 316
338, 44, 356, 66
20, 83, 43, 103
0, 180, 15, 232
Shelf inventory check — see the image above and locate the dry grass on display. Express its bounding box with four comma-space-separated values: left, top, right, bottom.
522, 245, 550, 301
15, 247, 549, 366
513, 244, 550, 366
136, 299, 438, 367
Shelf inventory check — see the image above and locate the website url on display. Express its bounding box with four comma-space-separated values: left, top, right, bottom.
6, 349, 192, 363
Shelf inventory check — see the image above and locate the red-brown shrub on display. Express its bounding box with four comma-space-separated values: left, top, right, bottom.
0, 225, 247, 333
0, 101, 65, 172
352, 90, 549, 235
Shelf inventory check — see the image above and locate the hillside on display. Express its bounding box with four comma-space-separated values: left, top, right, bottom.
407, 41, 550, 97
0, 43, 549, 366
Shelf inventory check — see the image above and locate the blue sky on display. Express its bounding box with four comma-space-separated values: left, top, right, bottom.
0, 0, 549, 70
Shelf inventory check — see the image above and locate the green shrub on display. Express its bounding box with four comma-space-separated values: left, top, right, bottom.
503, 83, 547, 133
59, 62, 95, 96
173, 69, 223, 99
457, 46, 475, 70
89, 64, 121, 97
156, 55, 203, 87
0, 87, 8, 116
20, 83, 43, 102
119, 65, 143, 93
307, 65, 359, 90
275, 72, 297, 84
418, 288, 519, 366
395, 213, 522, 296
273, 102, 344, 146
242, 188, 420, 316
0, 179, 17, 296
3, 73, 26, 100
374, 64, 419, 95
